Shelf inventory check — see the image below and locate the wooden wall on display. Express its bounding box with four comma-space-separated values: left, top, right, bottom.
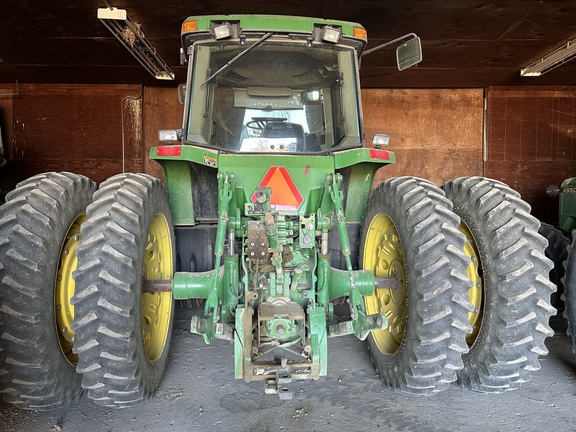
1, 83, 575, 221
0, 84, 143, 185
362, 89, 484, 185
0, 90, 16, 194
486, 87, 576, 222
143, 87, 184, 180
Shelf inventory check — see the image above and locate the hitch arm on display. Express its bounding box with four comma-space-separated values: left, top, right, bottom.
327, 174, 388, 339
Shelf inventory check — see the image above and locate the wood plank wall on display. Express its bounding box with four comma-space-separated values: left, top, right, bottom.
140, 88, 485, 186
362, 89, 484, 186
0, 84, 143, 185
0, 90, 15, 194
1, 83, 575, 222
486, 87, 576, 222
143, 87, 184, 181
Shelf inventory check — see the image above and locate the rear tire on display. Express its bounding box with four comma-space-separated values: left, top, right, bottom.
72, 173, 175, 407
538, 222, 568, 312
359, 177, 472, 395
443, 177, 556, 392
562, 231, 576, 352
0, 172, 95, 410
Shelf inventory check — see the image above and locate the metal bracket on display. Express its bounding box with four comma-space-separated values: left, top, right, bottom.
264, 359, 293, 400
190, 313, 234, 343
327, 309, 388, 341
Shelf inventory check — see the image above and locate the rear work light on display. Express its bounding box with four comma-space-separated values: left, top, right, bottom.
321, 26, 342, 44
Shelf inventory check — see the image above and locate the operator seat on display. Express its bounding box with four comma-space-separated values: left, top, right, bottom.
261, 121, 305, 151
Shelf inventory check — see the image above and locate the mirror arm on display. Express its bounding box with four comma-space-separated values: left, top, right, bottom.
361, 32, 418, 57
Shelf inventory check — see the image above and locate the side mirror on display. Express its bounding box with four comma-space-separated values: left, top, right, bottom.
178, 83, 186, 105
362, 33, 423, 71
396, 36, 422, 71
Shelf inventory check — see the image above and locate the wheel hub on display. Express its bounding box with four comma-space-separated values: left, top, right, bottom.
55, 214, 86, 365
141, 213, 173, 364
460, 222, 483, 346
363, 213, 407, 355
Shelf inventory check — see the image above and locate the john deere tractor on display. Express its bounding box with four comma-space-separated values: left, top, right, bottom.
0, 14, 556, 409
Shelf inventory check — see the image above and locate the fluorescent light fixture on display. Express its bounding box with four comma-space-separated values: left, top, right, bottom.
521, 39, 576, 77
98, 7, 175, 80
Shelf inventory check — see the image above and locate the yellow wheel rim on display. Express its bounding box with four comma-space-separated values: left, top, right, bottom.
55, 213, 86, 365
363, 213, 407, 356
141, 213, 173, 364
460, 222, 483, 346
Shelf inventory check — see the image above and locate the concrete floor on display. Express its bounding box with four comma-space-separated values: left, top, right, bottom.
2, 308, 576, 432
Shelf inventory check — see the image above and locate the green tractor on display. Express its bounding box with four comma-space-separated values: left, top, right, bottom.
0, 14, 556, 409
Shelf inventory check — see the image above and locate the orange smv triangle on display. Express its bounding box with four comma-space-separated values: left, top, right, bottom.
255, 166, 303, 211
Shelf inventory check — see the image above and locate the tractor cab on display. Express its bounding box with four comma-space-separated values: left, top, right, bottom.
175, 15, 421, 154
179, 16, 367, 154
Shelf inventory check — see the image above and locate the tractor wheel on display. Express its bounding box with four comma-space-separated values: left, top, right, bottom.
0, 172, 96, 410
360, 176, 472, 395
562, 231, 576, 352
443, 177, 556, 392
538, 222, 568, 311
72, 173, 175, 407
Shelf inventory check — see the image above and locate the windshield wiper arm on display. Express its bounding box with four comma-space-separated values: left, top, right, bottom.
203, 32, 273, 85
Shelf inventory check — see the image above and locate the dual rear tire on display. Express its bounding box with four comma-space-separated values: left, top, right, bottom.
0, 172, 175, 409
361, 176, 556, 394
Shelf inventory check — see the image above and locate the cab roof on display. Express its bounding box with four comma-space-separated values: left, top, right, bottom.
180, 14, 367, 57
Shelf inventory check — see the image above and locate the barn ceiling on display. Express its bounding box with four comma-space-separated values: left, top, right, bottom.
2, 0, 576, 88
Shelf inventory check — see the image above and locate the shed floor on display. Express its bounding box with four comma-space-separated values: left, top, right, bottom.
2, 308, 576, 432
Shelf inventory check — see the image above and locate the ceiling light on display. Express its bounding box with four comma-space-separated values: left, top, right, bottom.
521, 39, 576, 77
97, 7, 175, 80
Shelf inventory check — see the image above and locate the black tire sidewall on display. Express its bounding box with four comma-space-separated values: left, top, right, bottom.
359, 177, 470, 394
360, 186, 419, 375
562, 231, 576, 351
444, 176, 556, 392
131, 181, 175, 391
0, 172, 95, 409
72, 174, 175, 406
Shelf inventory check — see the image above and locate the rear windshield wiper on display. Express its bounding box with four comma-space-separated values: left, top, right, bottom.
203, 32, 273, 85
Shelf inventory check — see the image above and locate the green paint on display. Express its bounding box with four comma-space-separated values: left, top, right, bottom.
327, 268, 375, 300
333, 148, 395, 169
154, 13, 422, 395
183, 15, 366, 40
172, 270, 216, 300
342, 163, 380, 222
559, 178, 576, 234
159, 160, 195, 225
